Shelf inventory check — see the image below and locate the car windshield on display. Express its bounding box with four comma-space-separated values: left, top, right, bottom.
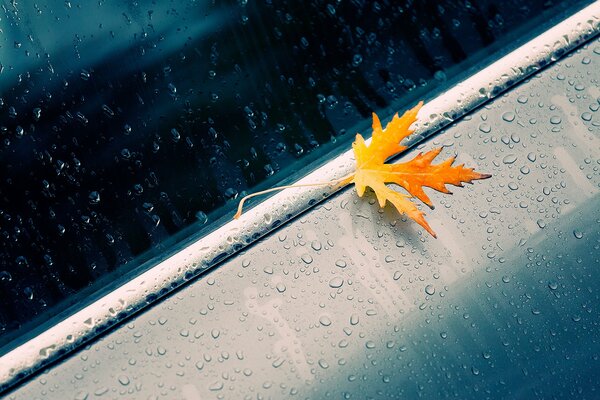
0, 0, 592, 351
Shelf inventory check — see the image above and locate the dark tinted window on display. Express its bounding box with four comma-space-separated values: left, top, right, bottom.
0, 0, 591, 350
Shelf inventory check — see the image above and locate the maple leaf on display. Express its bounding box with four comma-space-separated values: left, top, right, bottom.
234, 101, 490, 238
341, 101, 490, 237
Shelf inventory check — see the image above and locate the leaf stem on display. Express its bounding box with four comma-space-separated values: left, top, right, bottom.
234, 172, 355, 219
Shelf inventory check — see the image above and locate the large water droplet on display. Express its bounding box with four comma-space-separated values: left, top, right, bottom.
328, 276, 344, 288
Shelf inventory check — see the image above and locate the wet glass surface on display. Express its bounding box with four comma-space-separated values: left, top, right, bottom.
0, 0, 592, 349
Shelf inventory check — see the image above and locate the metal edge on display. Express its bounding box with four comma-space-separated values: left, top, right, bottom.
1, 2, 599, 393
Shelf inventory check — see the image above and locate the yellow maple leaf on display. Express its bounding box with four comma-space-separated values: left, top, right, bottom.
341, 102, 490, 237
235, 102, 490, 237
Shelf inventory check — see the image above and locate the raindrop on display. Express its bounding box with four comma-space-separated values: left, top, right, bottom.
263, 266, 273, 274
352, 54, 363, 67
74, 391, 89, 400
335, 259, 347, 268
276, 282, 286, 293
502, 154, 517, 164
167, 83, 177, 95
300, 254, 313, 264
328, 277, 344, 288
0, 271, 13, 282
549, 116, 562, 125
195, 211, 208, 224
88, 191, 100, 204
170, 128, 181, 142
424, 284, 435, 295
501, 112, 515, 122
319, 315, 332, 327
573, 230, 583, 239
478, 123, 491, 133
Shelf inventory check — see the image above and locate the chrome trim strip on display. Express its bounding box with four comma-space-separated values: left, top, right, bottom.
1, 2, 598, 392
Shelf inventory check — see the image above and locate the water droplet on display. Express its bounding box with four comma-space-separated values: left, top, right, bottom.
502, 154, 517, 164
301, 254, 313, 264
478, 123, 491, 133
393, 271, 402, 280
118, 375, 130, 386
74, 391, 89, 400
502, 112, 515, 122
573, 230, 583, 239
195, 211, 208, 224
170, 128, 181, 142
0, 271, 13, 282
94, 387, 109, 396
581, 112, 592, 122
350, 314, 359, 325
318, 359, 329, 369
424, 284, 435, 295
517, 95, 528, 104
335, 259, 347, 268
328, 277, 344, 288
88, 191, 100, 204
319, 315, 332, 326
550, 116, 562, 125
276, 282, 286, 293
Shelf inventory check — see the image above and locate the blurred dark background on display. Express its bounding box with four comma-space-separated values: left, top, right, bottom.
0, 0, 591, 349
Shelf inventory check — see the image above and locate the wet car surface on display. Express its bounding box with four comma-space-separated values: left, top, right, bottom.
4, 34, 599, 399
